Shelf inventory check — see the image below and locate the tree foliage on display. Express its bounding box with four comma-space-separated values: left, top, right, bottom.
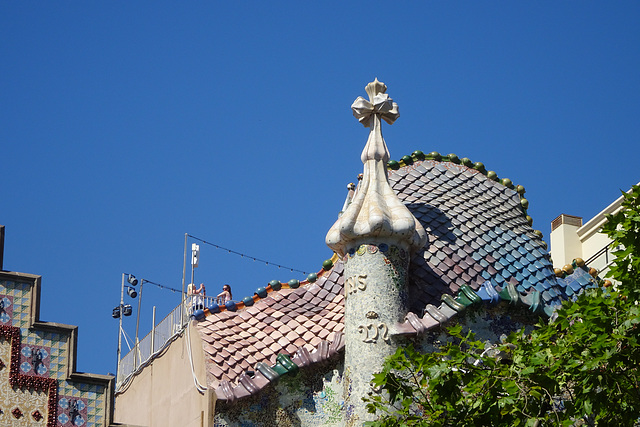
365, 185, 640, 426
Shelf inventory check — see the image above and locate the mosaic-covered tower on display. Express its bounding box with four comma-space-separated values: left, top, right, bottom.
326, 79, 427, 425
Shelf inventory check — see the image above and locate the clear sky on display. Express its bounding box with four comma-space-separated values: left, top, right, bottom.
2, 2, 639, 376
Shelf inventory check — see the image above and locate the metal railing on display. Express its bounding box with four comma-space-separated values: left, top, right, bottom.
116, 302, 186, 390
115, 294, 231, 390
585, 242, 618, 276
115, 294, 234, 390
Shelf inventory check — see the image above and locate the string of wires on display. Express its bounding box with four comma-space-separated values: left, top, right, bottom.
142, 279, 181, 293
188, 234, 309, 275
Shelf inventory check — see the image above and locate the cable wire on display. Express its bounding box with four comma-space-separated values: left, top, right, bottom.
186, 321, 208, 393
143, 279, 181, 293
188, 234, 309, 275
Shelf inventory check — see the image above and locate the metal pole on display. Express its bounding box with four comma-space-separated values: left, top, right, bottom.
189, 244, 196, 322
151, 306, 156, 354
116, 273, 125, 384
134, 279, 144, 370
182, 233, 188, 325
190, 248, 195, 291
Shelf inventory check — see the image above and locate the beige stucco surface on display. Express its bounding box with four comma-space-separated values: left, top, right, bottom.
114, 322, 215, 427
550, 189, 629, 272
550, 222, 583, 268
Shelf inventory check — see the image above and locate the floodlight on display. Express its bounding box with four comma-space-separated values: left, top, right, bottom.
122, 304, 133, 316
127, 274, 138, 286
127, 287, 137, 298
112, 306, 121, 319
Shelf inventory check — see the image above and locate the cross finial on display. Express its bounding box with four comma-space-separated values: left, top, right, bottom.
351, 78, 399, 163
351, 78, 399, 128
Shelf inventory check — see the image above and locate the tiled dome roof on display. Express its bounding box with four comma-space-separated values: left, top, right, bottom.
195, 153, 598, 403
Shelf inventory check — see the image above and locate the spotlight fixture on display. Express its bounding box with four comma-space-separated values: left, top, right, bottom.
122, 304, 133, 316
127, 274, 138, 286
112, 306, 121, 319
127, 287, 137, 298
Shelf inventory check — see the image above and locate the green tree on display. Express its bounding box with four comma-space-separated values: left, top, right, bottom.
365, 185, 640, 426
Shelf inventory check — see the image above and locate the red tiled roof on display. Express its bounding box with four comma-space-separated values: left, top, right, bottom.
195, 261, 345, 400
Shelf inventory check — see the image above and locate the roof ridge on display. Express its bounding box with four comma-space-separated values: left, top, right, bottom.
387, 150, 547, 248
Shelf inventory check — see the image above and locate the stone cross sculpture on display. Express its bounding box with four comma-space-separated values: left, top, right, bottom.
326, 79, 427, 425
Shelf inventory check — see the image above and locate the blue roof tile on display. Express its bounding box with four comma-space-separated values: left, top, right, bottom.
534, 271, 546, 282
383, 157, 597, 317
565, 278, 582, 292
534, 282, 546, 293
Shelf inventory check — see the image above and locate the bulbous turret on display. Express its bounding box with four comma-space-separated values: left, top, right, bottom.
326, 78, 427, 256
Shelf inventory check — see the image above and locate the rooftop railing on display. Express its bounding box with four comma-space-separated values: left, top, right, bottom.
116, 295, 221, 391
585, 242, 618, 277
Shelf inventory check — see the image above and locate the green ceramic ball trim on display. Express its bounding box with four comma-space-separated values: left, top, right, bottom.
307, 272, 318, 283
387, 160, 400, 170
269, 279, 282, 291
428, 151, 441, 161
322, 259, 333, 271
447, 153, 460, 164
412, 150, 425, 161
460, 157, 473, 167
500, 178, 513, 188
401, 155, 413, 165
243, 296, 255, 306
487, 171, 498, 181
288, 279, 300, 289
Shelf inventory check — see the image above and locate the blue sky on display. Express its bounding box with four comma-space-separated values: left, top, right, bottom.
2, 2, 639, 376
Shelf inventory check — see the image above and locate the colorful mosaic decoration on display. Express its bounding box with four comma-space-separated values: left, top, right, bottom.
0, 278, 110, 427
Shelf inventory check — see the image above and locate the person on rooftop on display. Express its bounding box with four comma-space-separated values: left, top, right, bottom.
216, 284, 232, 304
187, 282, 205, 311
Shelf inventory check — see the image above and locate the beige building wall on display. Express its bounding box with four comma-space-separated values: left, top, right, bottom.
549, 214, 583, 268
114, 322, 215, 427
550, 184, 639, 274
